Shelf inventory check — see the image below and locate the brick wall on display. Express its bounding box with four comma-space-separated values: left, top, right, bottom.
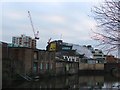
8, 47, 33, 75
106, 55, 117, 63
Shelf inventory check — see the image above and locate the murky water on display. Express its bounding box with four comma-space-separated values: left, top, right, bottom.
4, 74, 120, 89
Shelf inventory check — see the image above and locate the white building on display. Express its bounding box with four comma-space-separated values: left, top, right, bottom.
72, 44, 93, 58
92, 49, 105, 63
12, 34, 36, 48
72, 44, 105, 62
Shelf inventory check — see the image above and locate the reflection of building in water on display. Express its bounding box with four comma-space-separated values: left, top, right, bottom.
12, 75, 105, 89
78, 76, 104, 89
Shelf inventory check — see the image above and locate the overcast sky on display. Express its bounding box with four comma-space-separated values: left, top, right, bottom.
1, 0, 106, 50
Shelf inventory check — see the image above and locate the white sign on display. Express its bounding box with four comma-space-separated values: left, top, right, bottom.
63, 55, 79, 62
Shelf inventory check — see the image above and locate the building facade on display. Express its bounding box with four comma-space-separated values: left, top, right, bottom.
1, 42, 13, 87
4, 39, 118, 80
106, 55, 118, 63
46, 40, 93, 58
3, 44, 79, 80
46, 40, 106, 62
92, 49, 105, 63
8, 47, 34, 81
12, 34, 36, 48
33, 49, 79, 76
46, 40, 105, 71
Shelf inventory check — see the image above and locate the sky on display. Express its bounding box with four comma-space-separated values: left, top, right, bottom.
1, 0, 106, 50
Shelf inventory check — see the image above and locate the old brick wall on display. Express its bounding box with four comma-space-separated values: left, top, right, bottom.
8, 47, 33, 75
37, 51, 56, 76
24, 48, 33, 75
106, 55, 117, 63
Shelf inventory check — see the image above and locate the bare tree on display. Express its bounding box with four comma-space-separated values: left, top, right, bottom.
92, 0, 120, 57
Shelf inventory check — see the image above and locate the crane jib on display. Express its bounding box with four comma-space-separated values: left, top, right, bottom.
28, 11, 39, 40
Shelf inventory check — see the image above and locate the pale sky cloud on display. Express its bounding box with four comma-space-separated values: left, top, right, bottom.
4, 12, 24, 20
1, 0, 105, 3
1, 1, 106, 50
42, 15, 66, 24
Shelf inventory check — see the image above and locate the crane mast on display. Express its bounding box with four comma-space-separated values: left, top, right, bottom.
28, 11, 39, 40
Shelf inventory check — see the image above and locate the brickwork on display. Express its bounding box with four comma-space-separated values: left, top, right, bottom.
8, 47, 33, 75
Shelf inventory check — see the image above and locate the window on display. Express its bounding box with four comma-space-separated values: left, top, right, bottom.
96, 60, 98, 63
94, 55, 102, 57
62, 47, 70, 50
34, 51, 38, 60
87, 60, 96, 64
50, 63, 52, 69
46, 63, 49, 70
40, 63, 43, 70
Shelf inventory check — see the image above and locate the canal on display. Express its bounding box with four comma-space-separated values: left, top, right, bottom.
3, 74, 120, 89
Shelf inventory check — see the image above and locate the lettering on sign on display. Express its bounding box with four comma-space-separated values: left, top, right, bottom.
63, 56, 79, 62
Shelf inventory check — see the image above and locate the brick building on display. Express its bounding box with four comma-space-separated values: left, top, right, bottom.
32, 50, 56, 76
8, 47, 34, 76
2, 43, 79, 81
106, 55, 118, 63
8, 47, 79, 77
1, 42, 12, 87
33, 49, 79, 76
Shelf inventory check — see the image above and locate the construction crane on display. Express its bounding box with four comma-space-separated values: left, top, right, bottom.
47, 38, 52, 44
28, 11, 39, 40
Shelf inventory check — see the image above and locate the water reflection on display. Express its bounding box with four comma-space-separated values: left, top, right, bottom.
79, 76, 104, 89
7, 75, 120, 89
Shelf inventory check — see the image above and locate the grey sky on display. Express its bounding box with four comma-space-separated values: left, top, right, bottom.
1, 0, 105, 50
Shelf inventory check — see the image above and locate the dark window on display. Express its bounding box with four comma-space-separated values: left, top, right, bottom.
94, 55, 102, 57
99, 51, 102, 53
46, 63, 49, 70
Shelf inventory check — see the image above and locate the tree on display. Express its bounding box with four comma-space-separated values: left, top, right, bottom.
92, 0, 120, 57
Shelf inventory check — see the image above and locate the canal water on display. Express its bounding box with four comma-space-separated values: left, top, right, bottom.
4, 74, 120, 89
